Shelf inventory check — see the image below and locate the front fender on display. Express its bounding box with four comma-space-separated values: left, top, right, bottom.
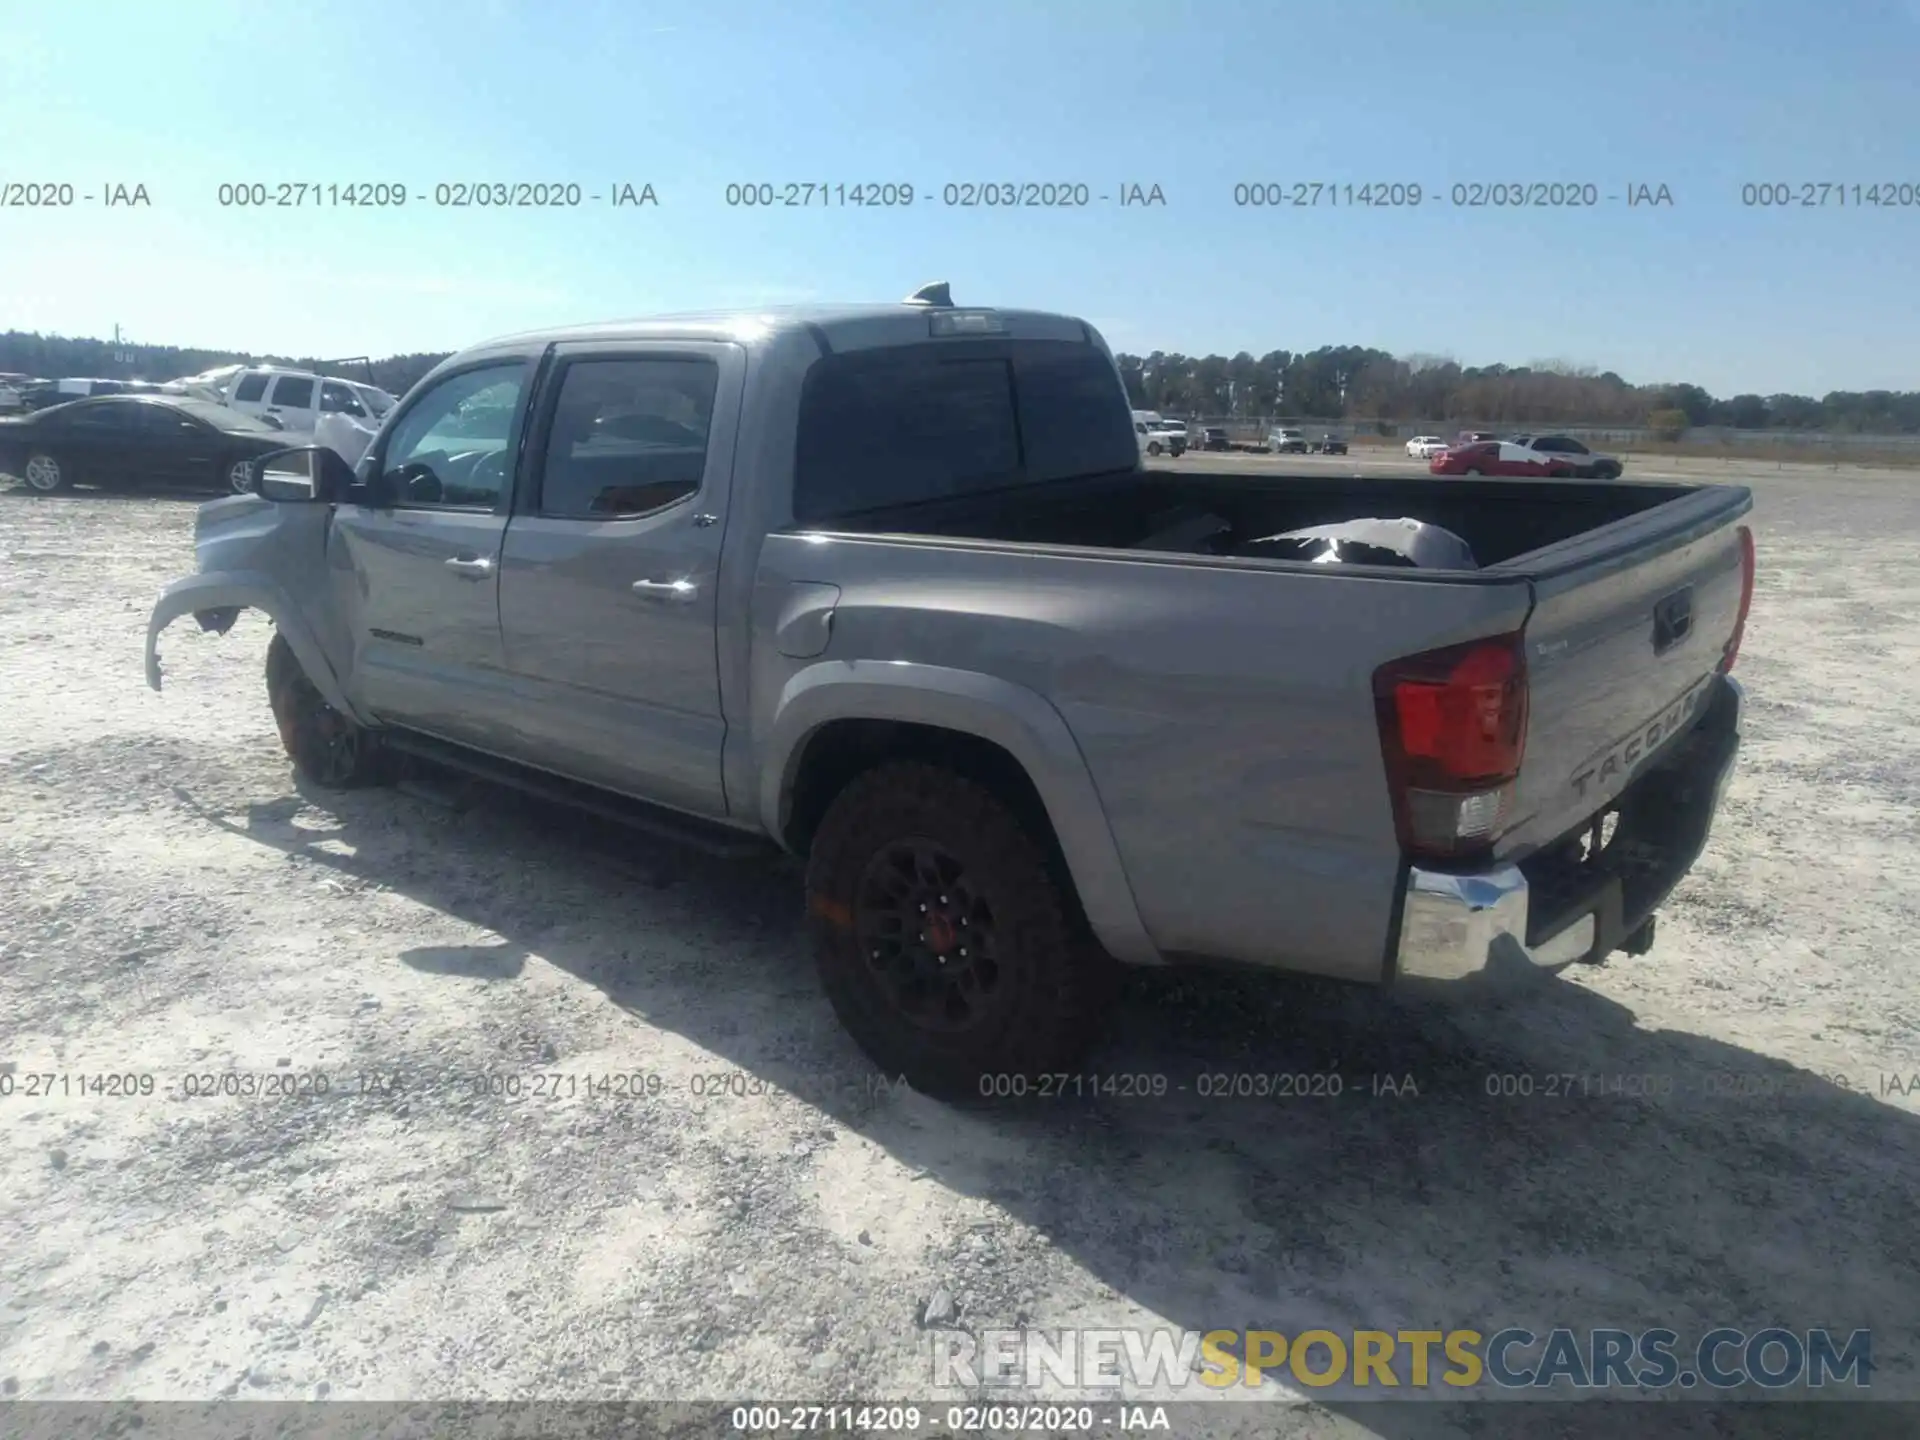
145, 570, 364, 724
760, 659, 1162, 966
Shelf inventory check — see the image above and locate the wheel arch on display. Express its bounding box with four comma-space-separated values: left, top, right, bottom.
762, 661, 1162, 965
145, 570, 364, 723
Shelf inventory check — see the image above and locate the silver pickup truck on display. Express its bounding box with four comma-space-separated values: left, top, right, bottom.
145, 286, 1756, 1100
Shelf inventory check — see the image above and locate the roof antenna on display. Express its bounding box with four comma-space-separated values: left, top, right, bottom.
904, 281, 953, 307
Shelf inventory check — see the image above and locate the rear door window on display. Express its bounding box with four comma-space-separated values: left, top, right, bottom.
232, 373, 270, 403
270, 375, 316, 410
535, 357, 718, 519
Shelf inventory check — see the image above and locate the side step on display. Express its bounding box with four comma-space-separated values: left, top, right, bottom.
378, 729, 777, 861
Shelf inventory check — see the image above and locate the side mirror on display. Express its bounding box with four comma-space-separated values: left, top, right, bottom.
249, 446, 358, 503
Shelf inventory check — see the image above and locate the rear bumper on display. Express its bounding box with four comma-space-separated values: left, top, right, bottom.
1393, 674, 1744, 982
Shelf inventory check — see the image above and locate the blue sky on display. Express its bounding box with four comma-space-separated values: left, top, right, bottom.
1, 0, 1915, 396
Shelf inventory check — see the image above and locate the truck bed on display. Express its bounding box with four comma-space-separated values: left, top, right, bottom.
770, 464, 1751, 981
809, 469, 1696, 569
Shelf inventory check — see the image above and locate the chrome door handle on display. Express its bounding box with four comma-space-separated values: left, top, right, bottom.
631, 578, 698, 603
445, 556, 494, 579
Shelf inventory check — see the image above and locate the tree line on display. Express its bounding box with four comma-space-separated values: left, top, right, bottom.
1116, 347, 1920, 434
2, 328, 1914, 435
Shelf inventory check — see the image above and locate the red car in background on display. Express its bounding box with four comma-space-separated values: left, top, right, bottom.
1430, 440, 1578, 478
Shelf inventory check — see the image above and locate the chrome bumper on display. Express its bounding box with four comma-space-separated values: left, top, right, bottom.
1394, 866, 1598, 980
1394, 676, 1744, 982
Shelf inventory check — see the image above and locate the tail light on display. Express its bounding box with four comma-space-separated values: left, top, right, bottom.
1373, 633, 1530, 859
1718, 525, 1756, 674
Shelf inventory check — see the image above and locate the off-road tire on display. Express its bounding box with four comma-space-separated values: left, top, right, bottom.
805, 761, 1117, 1103
265, 632, 383, 789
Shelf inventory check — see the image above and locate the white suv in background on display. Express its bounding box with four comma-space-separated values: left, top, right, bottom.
1406, 435, 1448, 459
225, 367, 396, 433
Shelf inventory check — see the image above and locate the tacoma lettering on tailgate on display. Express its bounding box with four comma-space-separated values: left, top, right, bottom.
1570, 676, 1711, 801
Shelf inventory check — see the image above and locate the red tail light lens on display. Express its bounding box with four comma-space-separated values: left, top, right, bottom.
1373, 633, 1530, 859
1719, 525, 1756, 674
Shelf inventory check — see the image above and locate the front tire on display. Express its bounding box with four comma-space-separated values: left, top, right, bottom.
1147, 441, 1163, 456
805, 761, 1117, 1103
1462, 466, 1483, 476
265, 633, 382, 788
23, 451, 69, 492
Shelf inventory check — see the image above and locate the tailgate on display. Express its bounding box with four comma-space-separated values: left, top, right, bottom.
1497, 484, 1752, 858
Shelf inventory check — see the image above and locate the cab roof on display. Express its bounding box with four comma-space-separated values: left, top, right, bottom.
471, 301, 1098, 356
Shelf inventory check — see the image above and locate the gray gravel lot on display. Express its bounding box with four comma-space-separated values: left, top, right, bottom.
0, 457, 1916, 1438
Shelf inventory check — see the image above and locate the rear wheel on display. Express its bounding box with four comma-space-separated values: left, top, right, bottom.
805, 761, 1117, 1103
23, 451, 69, 492
265, 633, 382, 788
1462, 466, 1483, 476
225, 457, 256, 494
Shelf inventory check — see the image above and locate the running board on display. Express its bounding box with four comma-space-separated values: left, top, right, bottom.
378, 729, 777, 860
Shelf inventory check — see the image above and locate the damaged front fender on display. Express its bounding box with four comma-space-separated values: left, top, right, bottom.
145, 570, 362, 723
144, 495, 362, 723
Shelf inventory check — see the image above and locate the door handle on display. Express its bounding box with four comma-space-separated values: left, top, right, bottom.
631, 578, 698, 603
445, 555, 494, 579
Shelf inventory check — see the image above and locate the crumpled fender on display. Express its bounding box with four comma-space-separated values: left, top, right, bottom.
145, 569, 365, 725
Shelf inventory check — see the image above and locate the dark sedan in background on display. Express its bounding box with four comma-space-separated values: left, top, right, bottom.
1313, 433, 1348, 455
0, 395, 290, 495
1509, 433, 1625, 479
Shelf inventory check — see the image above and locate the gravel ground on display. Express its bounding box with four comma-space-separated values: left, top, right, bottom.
1, 461, 1916, 1439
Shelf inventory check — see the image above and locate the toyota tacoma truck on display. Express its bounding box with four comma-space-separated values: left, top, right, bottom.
144, 284, 1755, 1101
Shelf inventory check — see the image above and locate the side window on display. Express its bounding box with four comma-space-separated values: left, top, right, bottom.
320, 381, 367, 417
232, 373, 269, 403
536, 357, 718, 519
378, 364, 526, 509
67, 403, 136, 431
794, 351, 1020, 522
270, 375, 316, 409
140, 405, 199, 435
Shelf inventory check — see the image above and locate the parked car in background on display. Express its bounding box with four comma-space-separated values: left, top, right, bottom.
1199, 426, 1231, 451
225, 366, 394, 432
1147, 421, 1187, 455
1430, 440, 1577, 478
1314, 433, 1349, 455
1267, 427, 1309, 454
1457, 431, 1499, 445
1510, 434, 1625, 480
0, 374, 28, 413
1135, 419, 1163, 459
0, 394, 292, 494
1406, 435, 1448, 459
20, 378, 135, 410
